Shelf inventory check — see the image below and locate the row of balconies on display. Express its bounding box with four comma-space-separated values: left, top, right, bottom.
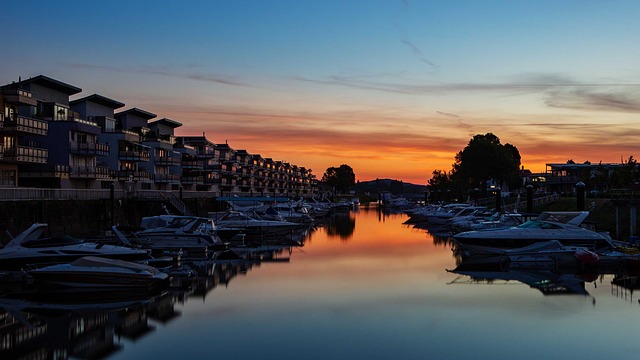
118, 150, 151, 162
2, 115, 48, 136
2, 145, 48, 164
69, 141, 110, 156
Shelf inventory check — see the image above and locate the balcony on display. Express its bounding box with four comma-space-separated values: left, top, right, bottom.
3, 146, 48, 163
155, 156, 181, 166
2, 88, 37, 105
69, 141, 110, 156
2, 115, 48, 135
181, 160, 205, 170
118, 150, 150, 162
203, 176, 221, 185
117, 170, 152, 181
181, 176, 204, 185
69, 166, 114, 179
154, 173, 181, 183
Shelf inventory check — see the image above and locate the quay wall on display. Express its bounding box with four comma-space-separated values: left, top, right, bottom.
0, 197, 217, 243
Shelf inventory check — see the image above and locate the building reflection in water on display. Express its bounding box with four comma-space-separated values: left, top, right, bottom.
0, 240, 299, 360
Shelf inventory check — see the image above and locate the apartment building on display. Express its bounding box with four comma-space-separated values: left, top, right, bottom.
0, 75, 316, 196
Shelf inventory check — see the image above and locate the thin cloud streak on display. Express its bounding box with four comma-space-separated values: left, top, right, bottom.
401, 39, 437, 67
294, 73, 640, 109
64, 62, 249, 87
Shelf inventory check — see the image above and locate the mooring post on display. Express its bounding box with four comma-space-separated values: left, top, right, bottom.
575, 182, 585, 211
494, 187, 501, 213
526, 184, 533, 213
110, 182, 115, 226
630, 205, 637, 241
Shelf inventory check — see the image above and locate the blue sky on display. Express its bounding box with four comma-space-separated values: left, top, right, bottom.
3, 1, 640, 183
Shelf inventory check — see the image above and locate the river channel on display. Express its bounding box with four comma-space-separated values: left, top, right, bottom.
2, 205, 640, 359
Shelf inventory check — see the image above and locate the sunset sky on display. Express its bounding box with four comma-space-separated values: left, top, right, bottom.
3, 1, 640, 184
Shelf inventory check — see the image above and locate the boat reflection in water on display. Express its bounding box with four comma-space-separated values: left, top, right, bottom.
449, 245, 640, 302
0, 237, 301, 359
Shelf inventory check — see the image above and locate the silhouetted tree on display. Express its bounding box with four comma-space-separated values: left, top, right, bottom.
611, 156, 638, 189
453, 133, 521, 195
322, 164, 356, 194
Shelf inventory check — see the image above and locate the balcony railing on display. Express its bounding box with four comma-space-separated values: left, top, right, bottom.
3, 115, 48, 135
181, 160, 205, 170
118, 150, 150, 162
117, 170, 152, 181
155, 156, 181, 166
154, 174, 181, 183
69, 166, 114, 179
0, 188, 222, 201
3, 146, 48, 163
181, 176, 204, 184
69, 141, 110, 156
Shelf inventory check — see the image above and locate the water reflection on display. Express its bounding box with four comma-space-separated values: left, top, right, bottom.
0, 238, 301, 359
323, 213, 356, 240
4, 207, 640, 360
448, 262, 595, 296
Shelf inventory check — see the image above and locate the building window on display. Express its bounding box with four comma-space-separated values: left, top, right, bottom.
0, 170, 16, 186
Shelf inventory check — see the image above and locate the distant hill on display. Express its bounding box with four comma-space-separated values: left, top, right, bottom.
354, 178, 428, 195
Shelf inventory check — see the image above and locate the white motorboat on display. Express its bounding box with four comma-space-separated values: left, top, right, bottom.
458, 240, 600, 267
408, 203, 468, 223
427, 204, 476, 225
453, 211, 615, 252
28, 256, 169, 288
209, 211, 300, 238
0, 223, 150, 270
266, 204, 314, 224
113, 215, 226, 252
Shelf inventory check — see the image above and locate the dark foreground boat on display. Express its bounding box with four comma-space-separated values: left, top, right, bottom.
28, 256, 169, 288
0, 223, 151, 270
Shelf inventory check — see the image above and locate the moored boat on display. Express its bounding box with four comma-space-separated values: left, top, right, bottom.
27, 256, 169, 288
453, 211, 615, 252
0, 223, 151, 270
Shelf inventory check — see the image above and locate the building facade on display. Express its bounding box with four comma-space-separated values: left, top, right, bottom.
0, 75, 316, 197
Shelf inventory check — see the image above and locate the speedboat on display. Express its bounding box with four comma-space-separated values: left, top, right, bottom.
427, 205, 478, 225
457, 240, 600, 268
453, 211, 615, 252
0, 223, 151, 270
27, 256, 169, 288
113, 215, 226, 252
209, 211, 300, 238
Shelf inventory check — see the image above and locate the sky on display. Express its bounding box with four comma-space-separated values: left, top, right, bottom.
3, 0, 640, 184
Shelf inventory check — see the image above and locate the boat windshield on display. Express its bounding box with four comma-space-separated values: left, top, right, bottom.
517, 220, 562, 230
22, 235, 83, 248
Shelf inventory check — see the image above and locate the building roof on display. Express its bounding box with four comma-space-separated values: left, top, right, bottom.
23, 75, 82, 95
176, 135, 215, 146
149, 118, 182, 128
70, 93, 125, 109
115, 107, 157, 119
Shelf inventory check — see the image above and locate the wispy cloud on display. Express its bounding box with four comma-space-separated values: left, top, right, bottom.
401, 39, 437, 67
63, 62, 249, 87
294, 72, 640, 113
545, 87, 640, 112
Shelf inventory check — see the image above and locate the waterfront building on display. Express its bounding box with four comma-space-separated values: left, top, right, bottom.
107, 108, 155, 192
214, 142, 238, 195
0, 74, 316, 196
175, 135, 220, 193
0, 75, 110, 189
0, 79, 49, 186
143, 118, 182, 190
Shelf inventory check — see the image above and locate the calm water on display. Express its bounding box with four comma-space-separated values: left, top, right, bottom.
3, 206, 640, 359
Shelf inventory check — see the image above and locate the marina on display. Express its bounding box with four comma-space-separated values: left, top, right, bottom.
2, 204, 640, 359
